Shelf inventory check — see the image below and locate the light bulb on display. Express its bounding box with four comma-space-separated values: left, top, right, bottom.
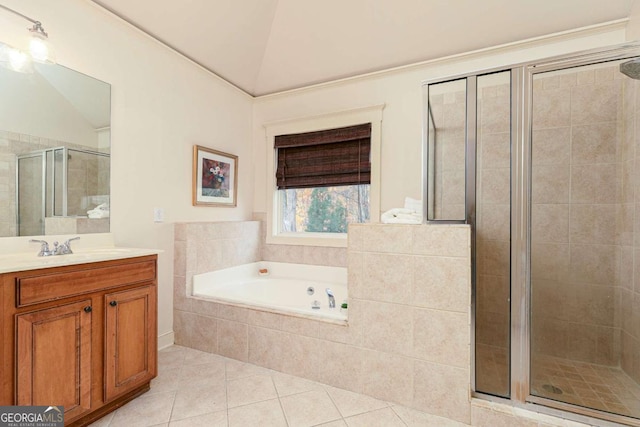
29, 33, 54, 64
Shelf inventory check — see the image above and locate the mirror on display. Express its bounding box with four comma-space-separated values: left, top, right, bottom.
0, 54, 111, 237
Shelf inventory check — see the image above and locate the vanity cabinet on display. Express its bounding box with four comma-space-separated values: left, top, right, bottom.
104, 286, 156, 401
1, 255, 157, 426
16, 299, 92, 421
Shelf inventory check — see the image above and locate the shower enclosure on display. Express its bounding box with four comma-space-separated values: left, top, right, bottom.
424, 43, 640, 426
16, 147, 110, 236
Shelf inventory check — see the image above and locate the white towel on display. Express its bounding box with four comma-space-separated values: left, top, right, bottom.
87, 202, 110, 219
381, 208, 422, 224
404, 197, 423, 215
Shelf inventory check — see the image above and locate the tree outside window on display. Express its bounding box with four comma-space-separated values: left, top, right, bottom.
280, 184, 370, 233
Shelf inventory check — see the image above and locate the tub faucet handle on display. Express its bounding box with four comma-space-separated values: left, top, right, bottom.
326, 288, 335, 308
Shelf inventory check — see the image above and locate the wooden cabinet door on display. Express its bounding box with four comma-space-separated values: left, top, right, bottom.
104, 286, 157, 401
16, 299, 92, 421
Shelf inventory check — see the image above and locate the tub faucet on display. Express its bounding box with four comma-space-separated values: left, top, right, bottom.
326, 288, 335, 308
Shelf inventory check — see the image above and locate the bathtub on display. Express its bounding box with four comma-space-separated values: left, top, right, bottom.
192, 261, 348, 322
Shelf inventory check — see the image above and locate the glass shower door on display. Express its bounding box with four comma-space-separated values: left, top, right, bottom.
475, 71, 512, 398
17, 153, 45, 236
425, 71, 512, 398
530, 60, 640, 420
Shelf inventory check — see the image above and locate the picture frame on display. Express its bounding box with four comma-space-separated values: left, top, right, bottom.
192, 145, 238, 207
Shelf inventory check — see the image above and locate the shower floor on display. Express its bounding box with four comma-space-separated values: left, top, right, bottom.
531, 354, 640, 419
476, 346, 640, 420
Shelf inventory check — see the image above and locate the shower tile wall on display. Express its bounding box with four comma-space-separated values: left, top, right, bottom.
621, 72, 640, 385
429, 90, 466, 219
531, 67, 624, 367
67, 151, 110, 216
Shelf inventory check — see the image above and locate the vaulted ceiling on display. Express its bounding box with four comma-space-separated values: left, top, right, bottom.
93, 0, 636, 96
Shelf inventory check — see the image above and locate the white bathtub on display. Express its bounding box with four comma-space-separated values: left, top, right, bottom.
192, 261, 348, 322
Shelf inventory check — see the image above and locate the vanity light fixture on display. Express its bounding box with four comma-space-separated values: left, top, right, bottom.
27, 20, 55, 64
0, 4, 55, 72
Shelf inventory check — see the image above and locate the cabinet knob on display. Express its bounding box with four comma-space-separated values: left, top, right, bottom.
84, 306, 92, 313
109, 301, 118, 307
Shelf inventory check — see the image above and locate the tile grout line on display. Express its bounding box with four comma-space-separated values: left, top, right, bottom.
225, 359, 231, 427
165, 350, 184, 426
321, 386, 347, 423
388, 405, 410, 427
270, 374, 291, 427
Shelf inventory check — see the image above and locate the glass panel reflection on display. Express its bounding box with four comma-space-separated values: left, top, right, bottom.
426, 79, 467, 221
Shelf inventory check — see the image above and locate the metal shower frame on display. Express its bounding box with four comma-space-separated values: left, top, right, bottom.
16, 146, 109, 236
422, 41, 640, 427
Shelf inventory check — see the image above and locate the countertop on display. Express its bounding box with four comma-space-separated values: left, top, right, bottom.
0, 247, 161, 274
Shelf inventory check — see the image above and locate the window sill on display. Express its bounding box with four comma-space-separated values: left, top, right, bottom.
266, 232, 347, 248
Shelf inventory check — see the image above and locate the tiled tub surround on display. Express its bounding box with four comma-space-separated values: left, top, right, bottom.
173, 222, 606, 426
192, 261, 348, 322
175, 223, 473, 423
254, 211, 348, 268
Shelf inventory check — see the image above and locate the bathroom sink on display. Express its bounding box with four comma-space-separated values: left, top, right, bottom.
76, 247, 139, 255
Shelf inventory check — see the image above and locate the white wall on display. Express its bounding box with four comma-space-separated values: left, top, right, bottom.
0, 0, 254, 346
627, 1, 640, 40
253, 24, 627, 215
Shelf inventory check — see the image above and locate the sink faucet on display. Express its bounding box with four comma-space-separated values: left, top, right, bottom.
30, 237, 80, 257
30, 239, 54, 256
54, 237, 80, 255
326, 288, 335, 308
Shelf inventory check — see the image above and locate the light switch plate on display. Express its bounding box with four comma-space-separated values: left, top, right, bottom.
153, 208, 164, 223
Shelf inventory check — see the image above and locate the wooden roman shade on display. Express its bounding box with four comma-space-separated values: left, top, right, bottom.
275, 123, 371, 189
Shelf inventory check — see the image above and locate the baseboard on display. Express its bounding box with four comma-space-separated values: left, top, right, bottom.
157, 330, 174, 350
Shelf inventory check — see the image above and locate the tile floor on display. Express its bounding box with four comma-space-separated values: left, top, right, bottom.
89, 345, 467, 427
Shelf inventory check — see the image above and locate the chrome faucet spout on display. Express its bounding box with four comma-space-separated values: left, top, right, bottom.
326, 288, 335, 308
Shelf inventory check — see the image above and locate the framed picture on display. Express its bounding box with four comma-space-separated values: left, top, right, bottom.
192, 145, 238, 207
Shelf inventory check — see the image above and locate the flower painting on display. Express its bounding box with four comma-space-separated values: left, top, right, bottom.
201, 158, 230, 197
193, 145, 238, 206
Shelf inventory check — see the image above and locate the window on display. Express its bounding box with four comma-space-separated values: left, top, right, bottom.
265, 106, 383, 247
280, 185, 370, 233
275, 123, 371, 234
